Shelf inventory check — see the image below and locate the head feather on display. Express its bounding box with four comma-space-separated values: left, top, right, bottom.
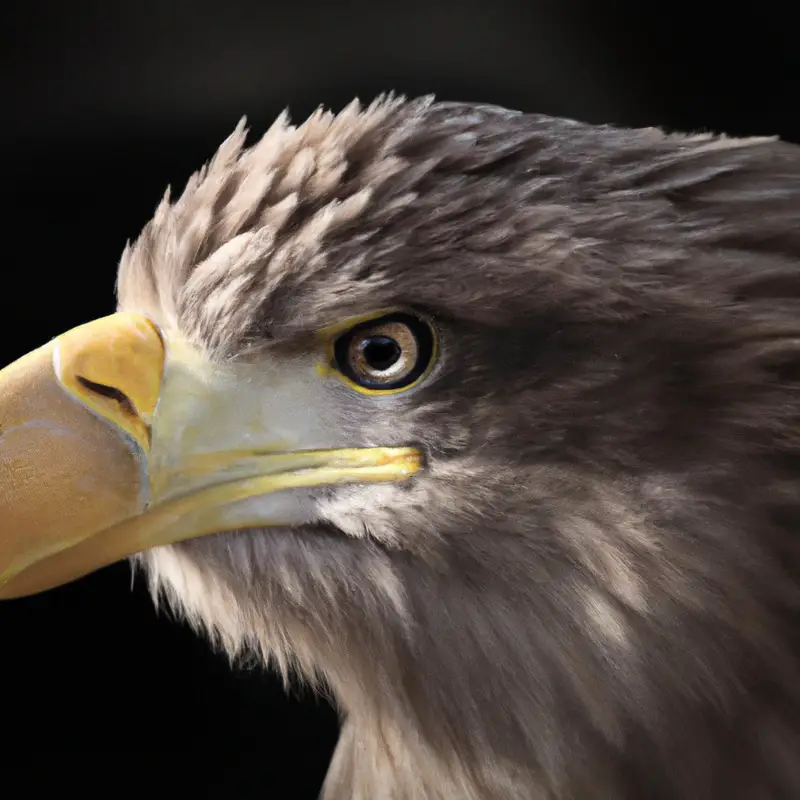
120, 96, 800, 799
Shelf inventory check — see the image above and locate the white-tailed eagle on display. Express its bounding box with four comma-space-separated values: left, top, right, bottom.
1, 96, 799, 799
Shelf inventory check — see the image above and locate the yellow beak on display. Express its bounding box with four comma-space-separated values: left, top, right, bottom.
0, 313, 421, 599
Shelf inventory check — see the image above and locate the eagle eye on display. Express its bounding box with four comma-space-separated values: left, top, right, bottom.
332, 312, 436, 393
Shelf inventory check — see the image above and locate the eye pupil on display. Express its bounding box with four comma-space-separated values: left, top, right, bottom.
361, 336, 401, 371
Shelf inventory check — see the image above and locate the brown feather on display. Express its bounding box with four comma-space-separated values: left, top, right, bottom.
120, 95, 800, 799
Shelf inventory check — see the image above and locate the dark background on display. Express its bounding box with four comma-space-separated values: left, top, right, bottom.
1, 2, 797, 797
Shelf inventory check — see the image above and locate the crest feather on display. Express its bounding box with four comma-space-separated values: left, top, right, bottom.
116, 93, 433, 334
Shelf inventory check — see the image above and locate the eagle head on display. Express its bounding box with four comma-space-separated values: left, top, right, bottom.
1, 95, 799, 799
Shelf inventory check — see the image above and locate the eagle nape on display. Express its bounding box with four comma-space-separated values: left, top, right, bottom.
2, 95, 800, 799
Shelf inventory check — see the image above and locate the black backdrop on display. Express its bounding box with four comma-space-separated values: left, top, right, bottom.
1, 2, 798, 797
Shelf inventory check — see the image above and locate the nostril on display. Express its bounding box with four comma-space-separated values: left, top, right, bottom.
76, 376, 138, 419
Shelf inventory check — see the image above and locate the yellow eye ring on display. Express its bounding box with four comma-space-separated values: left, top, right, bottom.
324, 310, 438, 396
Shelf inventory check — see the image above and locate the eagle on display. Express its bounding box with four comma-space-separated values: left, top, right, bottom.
1, 95, 799, 799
